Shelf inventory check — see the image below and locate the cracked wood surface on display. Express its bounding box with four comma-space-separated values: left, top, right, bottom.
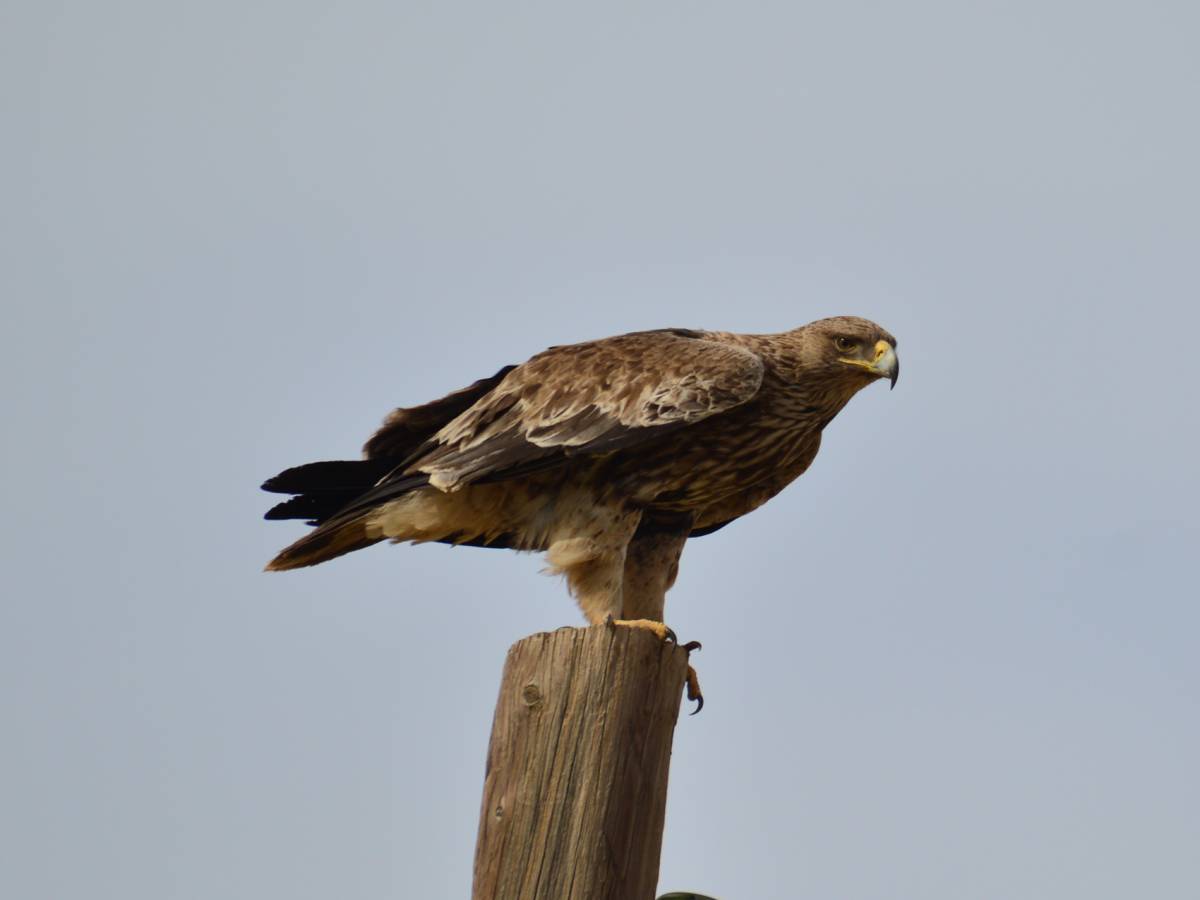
473, 624, 689, 900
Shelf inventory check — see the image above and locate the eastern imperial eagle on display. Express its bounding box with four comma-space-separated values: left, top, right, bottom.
263, 317, 898, 648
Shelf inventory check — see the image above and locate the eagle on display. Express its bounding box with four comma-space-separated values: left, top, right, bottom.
263, 317, 898, 702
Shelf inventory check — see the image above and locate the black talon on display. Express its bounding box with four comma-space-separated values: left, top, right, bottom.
689, 695, 704, 716
663, 626, 678, 644
682, 640, 702, 654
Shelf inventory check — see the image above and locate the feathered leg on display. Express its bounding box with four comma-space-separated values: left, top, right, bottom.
621, 521, 689, 621
543, 506, 642, 624
621, 517, 703, 713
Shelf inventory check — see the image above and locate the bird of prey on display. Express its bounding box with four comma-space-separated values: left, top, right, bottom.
263, 316, 897, 666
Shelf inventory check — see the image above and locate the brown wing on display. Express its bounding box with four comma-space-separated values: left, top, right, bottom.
406, 328, 764, 490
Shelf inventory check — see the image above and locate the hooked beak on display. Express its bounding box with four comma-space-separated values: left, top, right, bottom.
840, 340, 899, 389
874, 341, 899, 389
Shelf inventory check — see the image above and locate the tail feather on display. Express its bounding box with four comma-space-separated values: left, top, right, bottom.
265, 512, 381, 571
262, 457, 409, 570
263, 368, 518, 569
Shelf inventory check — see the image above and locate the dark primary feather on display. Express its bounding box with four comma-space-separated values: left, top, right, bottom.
261, 459, 398, 523
262, 459, 395, 495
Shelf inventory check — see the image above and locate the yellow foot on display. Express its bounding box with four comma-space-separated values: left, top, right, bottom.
609, 617, 677, 644
605, 617, 705, 714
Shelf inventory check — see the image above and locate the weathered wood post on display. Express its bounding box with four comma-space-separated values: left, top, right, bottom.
472, 622, 690, 900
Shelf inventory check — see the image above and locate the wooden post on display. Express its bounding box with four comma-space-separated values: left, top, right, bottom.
472, 623, 690, 900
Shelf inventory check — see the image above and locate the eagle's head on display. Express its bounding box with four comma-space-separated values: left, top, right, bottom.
791, 316, 899, 398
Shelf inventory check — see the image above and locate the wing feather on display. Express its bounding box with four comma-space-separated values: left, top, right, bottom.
362, 365, 516, 459
407, 329, 764, 490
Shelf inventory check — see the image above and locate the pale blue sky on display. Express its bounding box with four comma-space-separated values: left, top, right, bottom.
4, 2, 1198, 898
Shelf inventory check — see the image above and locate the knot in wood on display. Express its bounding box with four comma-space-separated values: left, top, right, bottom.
521, 682, 543, 708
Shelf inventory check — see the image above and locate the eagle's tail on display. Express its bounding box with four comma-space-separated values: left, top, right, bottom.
261, 459, 400, 570
264, 512, 380, 571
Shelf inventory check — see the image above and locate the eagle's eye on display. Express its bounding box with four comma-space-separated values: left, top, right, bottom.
834, 337, 858, 353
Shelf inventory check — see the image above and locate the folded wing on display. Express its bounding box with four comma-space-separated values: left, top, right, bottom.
408, 328, 765, 490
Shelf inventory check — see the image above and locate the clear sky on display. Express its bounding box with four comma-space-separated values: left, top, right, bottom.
4, 2, 1198, 898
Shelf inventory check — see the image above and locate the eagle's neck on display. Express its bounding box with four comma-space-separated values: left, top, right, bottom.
708, 330, 865, 425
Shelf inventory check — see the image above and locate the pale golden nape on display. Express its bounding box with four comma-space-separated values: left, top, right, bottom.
263, 317, 899, 632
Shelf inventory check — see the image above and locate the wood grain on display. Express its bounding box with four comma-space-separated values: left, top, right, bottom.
472, 623, 689, 900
